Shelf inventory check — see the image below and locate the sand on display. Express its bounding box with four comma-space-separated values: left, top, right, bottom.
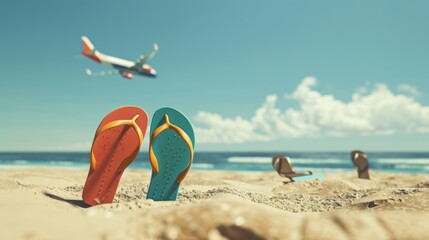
0, 168, 428, 240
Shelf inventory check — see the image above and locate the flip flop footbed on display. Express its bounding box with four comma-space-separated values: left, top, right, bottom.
351, 151, 370, 179
272, 155, 294, 174
83, 106, 148, 206
147, 107, 195, 201
272, 154, 286, 173
355, 156, 370, 179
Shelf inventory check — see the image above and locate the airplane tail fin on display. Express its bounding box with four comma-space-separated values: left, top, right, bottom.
81, 36, 101, 62
81, 36, 95, 56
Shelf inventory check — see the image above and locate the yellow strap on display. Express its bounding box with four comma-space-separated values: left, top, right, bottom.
149, 113, 194, 183
90, 114, 143, 173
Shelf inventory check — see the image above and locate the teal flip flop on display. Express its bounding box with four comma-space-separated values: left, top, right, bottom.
147, 107, 195, 201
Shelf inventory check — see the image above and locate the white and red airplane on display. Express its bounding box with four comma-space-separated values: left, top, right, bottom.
81, 36, 158, 79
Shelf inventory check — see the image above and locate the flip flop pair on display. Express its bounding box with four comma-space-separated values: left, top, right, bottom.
272, 154, 325, 182
82, 106, 195, 206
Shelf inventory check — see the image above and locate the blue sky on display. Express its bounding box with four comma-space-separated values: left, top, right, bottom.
0, 1, 428, 151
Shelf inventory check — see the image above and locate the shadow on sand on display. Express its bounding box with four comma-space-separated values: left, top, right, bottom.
282, 181, 294, 185
43, 192, 90, 208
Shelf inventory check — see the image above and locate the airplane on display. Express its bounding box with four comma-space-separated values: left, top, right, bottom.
81, 36, 158, 79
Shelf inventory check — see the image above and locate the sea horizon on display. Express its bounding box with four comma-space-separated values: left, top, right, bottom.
1, 151, 428, 175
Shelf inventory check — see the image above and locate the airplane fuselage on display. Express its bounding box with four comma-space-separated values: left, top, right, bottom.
90, 52, 157, 79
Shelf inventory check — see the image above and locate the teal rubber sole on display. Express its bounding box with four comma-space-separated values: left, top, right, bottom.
147, 107, 195, 201
292, 174, 325, 182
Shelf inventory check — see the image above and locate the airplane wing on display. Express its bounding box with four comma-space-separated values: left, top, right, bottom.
85, 68, 118, 76
134, 43, 159, 68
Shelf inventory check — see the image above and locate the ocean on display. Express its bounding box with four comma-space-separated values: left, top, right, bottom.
0, 152, 428, 174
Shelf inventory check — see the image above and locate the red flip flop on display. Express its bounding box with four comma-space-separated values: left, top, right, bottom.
82, 106, 148, 206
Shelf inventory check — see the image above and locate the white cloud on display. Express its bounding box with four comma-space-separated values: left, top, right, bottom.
397, 84, 421, 97
194, 77, 429, 143
194, 112, 270, 143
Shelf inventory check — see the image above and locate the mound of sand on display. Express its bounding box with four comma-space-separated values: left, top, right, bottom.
0, 168, 428, 239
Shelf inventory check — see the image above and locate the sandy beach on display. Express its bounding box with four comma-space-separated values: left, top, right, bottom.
0, 168, 428, 240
